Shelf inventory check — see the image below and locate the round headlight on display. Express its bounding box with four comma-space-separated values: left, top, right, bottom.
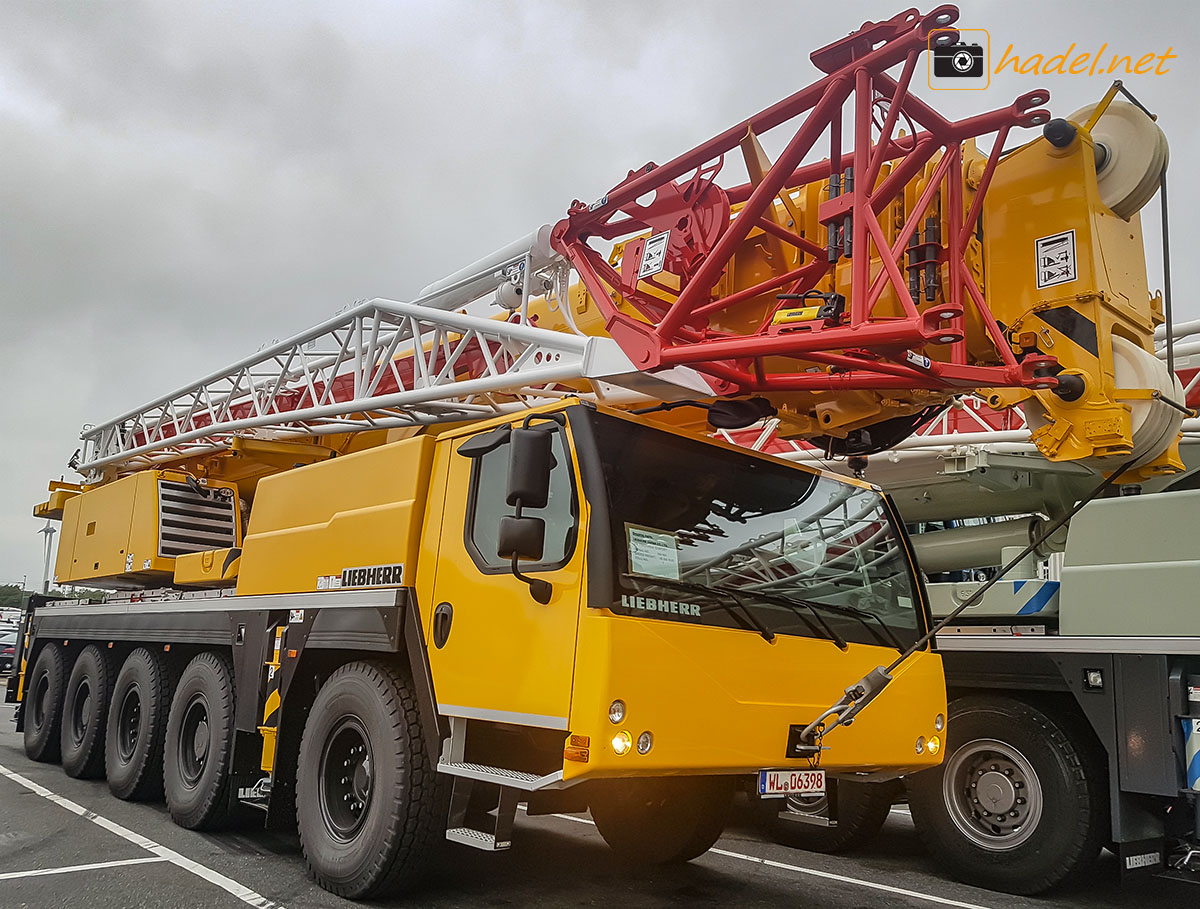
611, 731, 632, 755
608, 699, 626, 724
915, 736, 926, 755
636, 731, 653, 755
934, 713, 945, 732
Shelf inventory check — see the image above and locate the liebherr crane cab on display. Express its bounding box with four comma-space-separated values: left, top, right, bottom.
10, 4, 1186, 901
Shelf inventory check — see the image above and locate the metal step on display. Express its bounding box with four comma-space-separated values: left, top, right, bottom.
446, 826, 511, 851
437, 761, 562, 791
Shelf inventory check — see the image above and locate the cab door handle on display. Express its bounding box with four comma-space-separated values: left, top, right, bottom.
433, 602, 453, 649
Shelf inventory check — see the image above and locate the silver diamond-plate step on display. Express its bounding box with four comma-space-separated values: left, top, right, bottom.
446, 827, 510, 851
437, 761, 562, 791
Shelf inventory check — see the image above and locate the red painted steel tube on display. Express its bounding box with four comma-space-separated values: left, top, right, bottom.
691, 260, 829, 320
850, 66, 873, 324
655, 78, 852, 340
657, 319, 928, 365
863, 206, 920, 319
560, 10, 946, 239
754, 218, 828, 259
863, 146, 956, 314
865, 50, 919, 190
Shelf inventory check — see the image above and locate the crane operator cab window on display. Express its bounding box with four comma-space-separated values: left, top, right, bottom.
465, 427, 578, 572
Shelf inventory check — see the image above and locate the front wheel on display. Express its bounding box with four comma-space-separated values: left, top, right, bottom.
589, 776, 734, 864
906, 696, 1107, 895
296, 661, 447, 900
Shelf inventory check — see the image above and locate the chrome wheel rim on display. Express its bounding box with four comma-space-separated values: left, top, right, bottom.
943, 737, 1043, 850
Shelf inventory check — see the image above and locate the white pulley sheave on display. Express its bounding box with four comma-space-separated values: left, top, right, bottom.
1021, 336, 1184, 470
1068, 99, 1169, 220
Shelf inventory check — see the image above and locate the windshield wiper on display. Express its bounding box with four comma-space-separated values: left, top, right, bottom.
739, 586, 904, 651
708, 582, 850, 651
623, 575, 778, 644
627, 575, 853, 650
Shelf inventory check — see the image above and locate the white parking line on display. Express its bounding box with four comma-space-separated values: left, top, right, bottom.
0, 855, 168, 881
0, 762, 282, 908
539, 811, 995, 909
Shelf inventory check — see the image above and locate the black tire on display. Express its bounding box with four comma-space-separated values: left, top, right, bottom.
906, 696, 1107, 895
770, 779, 897, 854
589, 776, 734, 864
164, 651, 237, 830
23, 644, 66, 763
61, 645, 115, 779
296, 661, 448, 900
107, 647, 172, 800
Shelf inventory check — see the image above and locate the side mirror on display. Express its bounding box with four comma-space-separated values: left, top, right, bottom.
497, 515, 545, 562
498, 515, 552, 605
507, 428, 554, 508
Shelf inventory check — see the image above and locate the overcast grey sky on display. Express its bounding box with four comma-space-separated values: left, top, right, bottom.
2, 0, 1197, 587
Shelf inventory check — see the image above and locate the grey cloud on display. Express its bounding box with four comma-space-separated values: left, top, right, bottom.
1, 0, 1197, 583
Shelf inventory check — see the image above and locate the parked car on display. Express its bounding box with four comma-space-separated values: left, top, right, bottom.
0, 630, 17, 674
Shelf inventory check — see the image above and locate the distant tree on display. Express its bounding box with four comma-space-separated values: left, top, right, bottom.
0, 584, 109, 612
55, 586, 108, 601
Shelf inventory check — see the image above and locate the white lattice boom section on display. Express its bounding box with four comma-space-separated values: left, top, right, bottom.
76, 236, 720, 480
79, 299, 715, 478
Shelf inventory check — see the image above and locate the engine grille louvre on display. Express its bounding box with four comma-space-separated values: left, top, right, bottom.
157, 480, 238, 558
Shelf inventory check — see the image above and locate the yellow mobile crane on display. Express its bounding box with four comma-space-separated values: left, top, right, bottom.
8, 5, 1183, 900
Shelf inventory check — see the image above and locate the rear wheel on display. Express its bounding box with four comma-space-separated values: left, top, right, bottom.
590, 776, 734, 864
907, 696, 1107, 894
770, 779, 897, 853
23, 644, 66, 763
165, 652, 237, 830
61, 645, 115, 779
296, 661, 447, 900
107, 647, 172, 800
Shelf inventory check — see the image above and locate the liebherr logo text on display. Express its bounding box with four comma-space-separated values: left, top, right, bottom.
620, 594, 701, 618
342, 563, 404, 588
1124, 851, 1160, 870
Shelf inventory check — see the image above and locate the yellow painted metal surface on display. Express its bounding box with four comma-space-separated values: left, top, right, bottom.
981, 128, 1178, 477
422, 421, 587, 728
414, 403, 942, 779
174, 547, 241, 587
55, 470, 240, 587
32, 482, 82, 521
236, 435, 435, 595
519, 97, 1175, 467
566, 610, 944, 780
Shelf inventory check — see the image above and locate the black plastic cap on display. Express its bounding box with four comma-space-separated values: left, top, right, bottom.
1043, 118, 1077, 149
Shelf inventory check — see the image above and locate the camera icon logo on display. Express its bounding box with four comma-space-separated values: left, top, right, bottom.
936, 43, 984, 77
928, 29, 990, 89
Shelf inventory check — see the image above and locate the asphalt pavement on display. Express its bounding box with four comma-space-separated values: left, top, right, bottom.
0, 702, 1193, 908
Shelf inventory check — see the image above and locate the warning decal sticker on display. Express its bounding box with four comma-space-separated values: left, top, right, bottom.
638, 231, 671, 280
1035, 229, 1077, 289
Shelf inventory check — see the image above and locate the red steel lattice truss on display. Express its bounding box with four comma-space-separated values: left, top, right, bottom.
551, 4, 1059, 398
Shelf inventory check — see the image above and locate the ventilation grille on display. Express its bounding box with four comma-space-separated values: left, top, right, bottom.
157, 480, 238, 558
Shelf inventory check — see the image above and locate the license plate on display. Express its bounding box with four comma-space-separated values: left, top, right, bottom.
758, 768, 826, 798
